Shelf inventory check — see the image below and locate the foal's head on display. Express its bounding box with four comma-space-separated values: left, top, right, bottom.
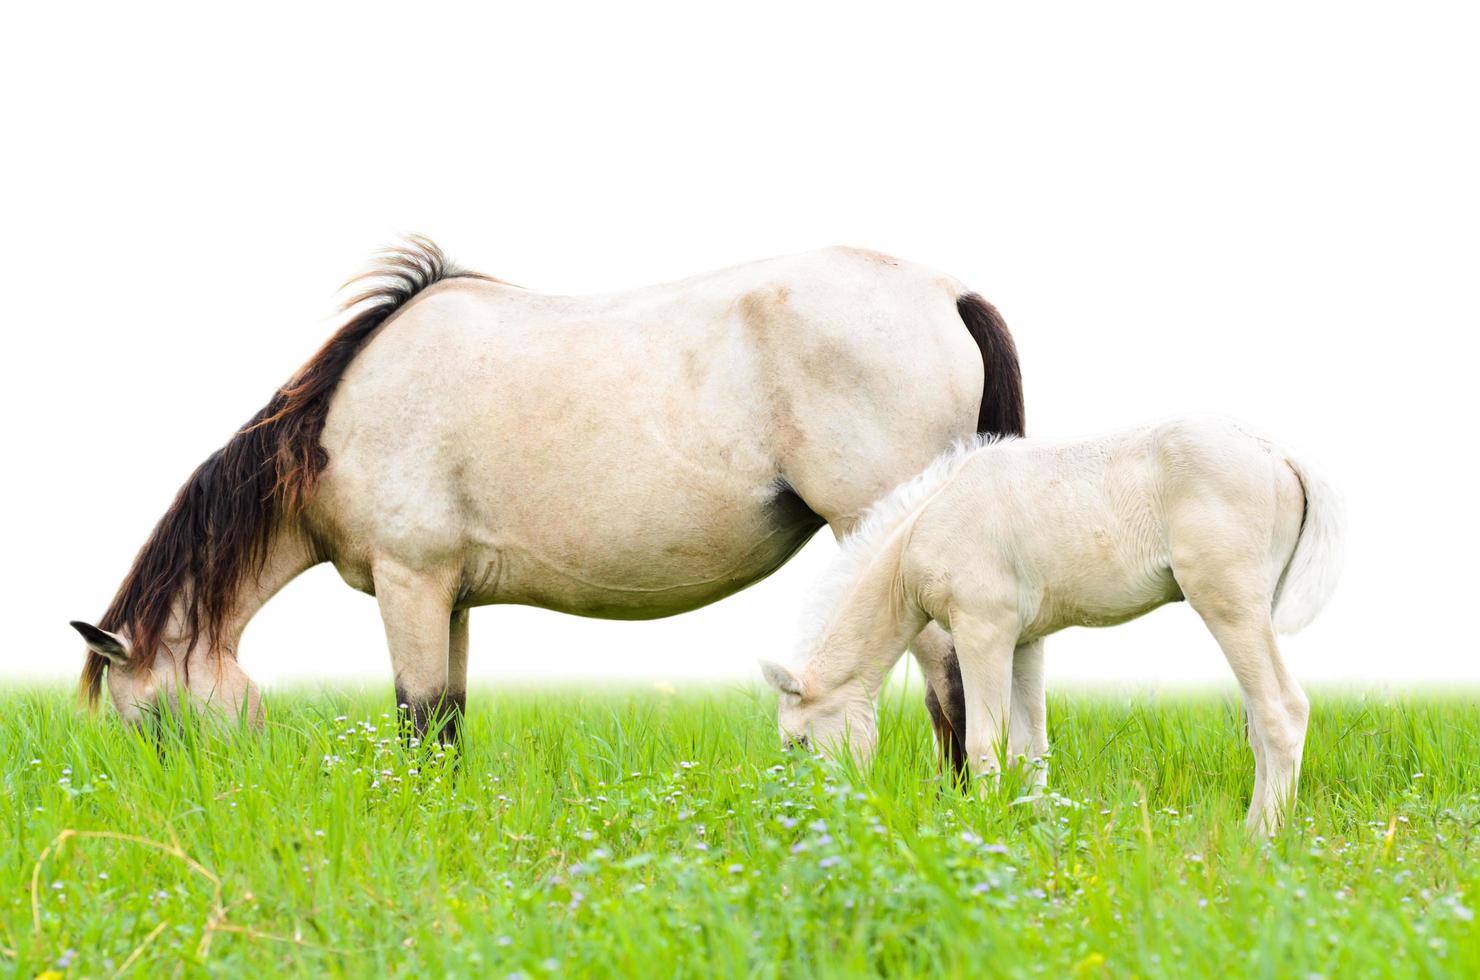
72, 621, 262, 729
760, 660, 878, 766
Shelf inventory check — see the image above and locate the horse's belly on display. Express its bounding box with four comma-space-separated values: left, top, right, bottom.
463, 486, 823, 619
1027, 565, 1181, 638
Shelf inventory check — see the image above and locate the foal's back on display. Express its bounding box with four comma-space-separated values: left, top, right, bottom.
905, 417, 1305, 639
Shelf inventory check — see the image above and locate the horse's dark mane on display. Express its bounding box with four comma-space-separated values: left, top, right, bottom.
82, 236, 481, 704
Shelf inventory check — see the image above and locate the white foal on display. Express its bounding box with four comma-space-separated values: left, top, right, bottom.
762, 416, 1344, 833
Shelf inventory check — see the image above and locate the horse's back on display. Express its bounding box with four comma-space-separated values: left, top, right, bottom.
311, 248, 983, 617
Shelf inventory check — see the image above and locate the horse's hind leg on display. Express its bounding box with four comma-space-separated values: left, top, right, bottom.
373, 561, 460, 745
1178, 569, 1309, 834
914, 625, 969, 783
1212, 616, 1306, 834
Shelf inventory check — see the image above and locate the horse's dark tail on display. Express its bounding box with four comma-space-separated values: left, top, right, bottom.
956, 292, 1025, 438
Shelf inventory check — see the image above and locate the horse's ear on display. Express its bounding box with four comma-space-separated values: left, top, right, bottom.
70, 621, 130, 665
759, 660, 804, 697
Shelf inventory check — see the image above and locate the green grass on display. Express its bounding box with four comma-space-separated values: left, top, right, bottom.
4, 685, 1479, 977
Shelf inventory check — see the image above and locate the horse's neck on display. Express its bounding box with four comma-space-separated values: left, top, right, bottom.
809, 534, 926, 696
182, 525, 319, 655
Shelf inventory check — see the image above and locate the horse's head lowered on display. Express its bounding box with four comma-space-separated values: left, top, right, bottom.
71, 620, 262, 728
760, 659, 878, 766
74, 238, 463, 731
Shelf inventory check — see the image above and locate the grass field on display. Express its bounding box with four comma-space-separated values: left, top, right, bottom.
4, 685, 1479, 977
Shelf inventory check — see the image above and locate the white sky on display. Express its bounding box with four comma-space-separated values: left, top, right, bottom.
3, 2, 1476, 690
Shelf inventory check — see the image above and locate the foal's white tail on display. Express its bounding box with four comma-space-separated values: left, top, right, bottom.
1272, 454, 1346, 634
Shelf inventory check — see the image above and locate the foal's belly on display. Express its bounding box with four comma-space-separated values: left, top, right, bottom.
1021, 566, 1183, 641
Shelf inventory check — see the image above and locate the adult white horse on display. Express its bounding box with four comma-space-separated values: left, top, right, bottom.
72, 237, 1022, 764
762, 417, 1344, 832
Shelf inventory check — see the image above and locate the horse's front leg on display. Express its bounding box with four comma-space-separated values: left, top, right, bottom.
950, 609, 1021, 795
373, 561, 459, 745
1009, 639, 1049, 792
443, 608, 470, 746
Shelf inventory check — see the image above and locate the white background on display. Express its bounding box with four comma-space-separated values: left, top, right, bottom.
4, 3, 1476, 691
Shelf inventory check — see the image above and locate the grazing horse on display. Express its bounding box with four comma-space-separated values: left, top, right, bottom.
762, 416, 1344, 832
72, 238, 1022, 764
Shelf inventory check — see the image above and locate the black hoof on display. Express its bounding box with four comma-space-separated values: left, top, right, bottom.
395, 688, 466, 748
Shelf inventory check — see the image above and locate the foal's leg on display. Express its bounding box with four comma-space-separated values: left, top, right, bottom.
1009, 639, 1049, 790
950, 609, 1021, 792
921, 630, 1047, 791
1237, 702, 1271, 825
373, 562, 458, 745
1180, 577, 1309, 834
1209, 616, 1307, 833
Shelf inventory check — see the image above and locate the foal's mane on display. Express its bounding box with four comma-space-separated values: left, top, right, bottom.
798, 434, 1003, 657
82, 236, 486, 704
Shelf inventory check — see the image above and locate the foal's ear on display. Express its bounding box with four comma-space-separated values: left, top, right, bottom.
759, 660, 804, 697
70, 621, 131, 665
